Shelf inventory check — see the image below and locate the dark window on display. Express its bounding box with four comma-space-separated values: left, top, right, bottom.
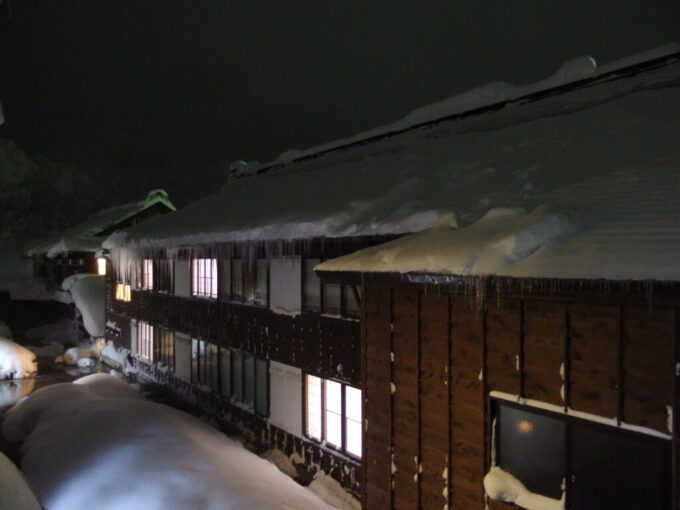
303, 258, 322, 312
303, 258, 359, 318
231, 260, 244, 300
497, 403, 565, 499
219, 348, 231, 396
218, 348, 268, 416
493, 400, 671, 508
191, 339, 219, 391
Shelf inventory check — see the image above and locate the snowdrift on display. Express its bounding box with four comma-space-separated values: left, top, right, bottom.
2, 374, 339, 510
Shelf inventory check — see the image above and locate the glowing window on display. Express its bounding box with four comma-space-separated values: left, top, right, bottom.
97, 257, 107, 275
305, 375, 362, 458
137, 321, 154, 362
191, 258, 217, 299
142, 259, 153, 290
115, 284, 131, 302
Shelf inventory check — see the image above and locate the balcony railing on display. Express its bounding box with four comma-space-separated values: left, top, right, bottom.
108, 287, 361, 386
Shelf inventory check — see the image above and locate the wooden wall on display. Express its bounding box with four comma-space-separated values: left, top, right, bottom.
362, 285, 678, 510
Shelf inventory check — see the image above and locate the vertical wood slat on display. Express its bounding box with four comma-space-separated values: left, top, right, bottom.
391, 290, 420, 510
364, 287, 393, 510
485, 299, 521, 394
450, 296, 486, 510
522, 301, 565, 406
623, 306, 675, 432
419, 293, 450, 510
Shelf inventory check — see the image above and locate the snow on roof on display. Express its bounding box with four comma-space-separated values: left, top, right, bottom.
28, 190, 175, 258
108, 47, 680, 281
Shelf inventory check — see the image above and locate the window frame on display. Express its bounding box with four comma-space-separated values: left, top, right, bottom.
216, 346, 269, 417
491, 397, 672, 508
224, 258, 269, 306
301, 257, 359, 318
158, 327, 175, 371
142, 259, 154, 290
303, 374, 362, 459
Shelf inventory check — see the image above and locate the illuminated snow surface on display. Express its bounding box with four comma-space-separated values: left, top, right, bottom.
0, 336, 38, 380
1, 374, 343, 510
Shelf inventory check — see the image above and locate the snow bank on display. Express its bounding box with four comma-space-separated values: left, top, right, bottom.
105, 48, 680, 281
0, 450, 43, 510
0, 337, 38, 380
2, 375, 339, 510
0, 378, 36, 409
68, 275, 105, 337
308, 472, 361, 510
484, 466, 563, 510
62, 346, 95, 366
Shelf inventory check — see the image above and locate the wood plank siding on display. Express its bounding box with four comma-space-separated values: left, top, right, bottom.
362, 284, 677, 510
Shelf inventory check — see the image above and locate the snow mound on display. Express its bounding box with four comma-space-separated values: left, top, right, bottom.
100, 341, 134, 375
63, 347, 95, 366
308, 472, 361, 510
0, 337, 38, 380
68, 275, 105, 337
484, 466, 563, 510
2, 375, 339, 510
0, 450, 43, 510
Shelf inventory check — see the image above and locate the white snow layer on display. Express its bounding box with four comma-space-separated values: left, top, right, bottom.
68, 275, 105, 337
484, 466, 563, 510
105, 47, 680, 281
2, 375, 340, 510
0, 337, 38, 380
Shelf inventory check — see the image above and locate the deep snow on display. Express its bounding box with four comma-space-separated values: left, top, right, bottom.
0, 336, 38, 380
2, 374, 343, 510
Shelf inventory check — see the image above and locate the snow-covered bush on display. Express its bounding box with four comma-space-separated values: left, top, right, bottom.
0, 337, 38, 380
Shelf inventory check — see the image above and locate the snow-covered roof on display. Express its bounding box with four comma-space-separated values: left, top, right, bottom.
28, 190, 175, 258
108, 46, 680, 281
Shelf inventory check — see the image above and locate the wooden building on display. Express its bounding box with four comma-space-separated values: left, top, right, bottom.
103, 48, 680, 508
27, 189, 175, 290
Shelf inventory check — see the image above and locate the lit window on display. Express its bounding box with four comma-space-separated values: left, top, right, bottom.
191, 258, 217, 298
115, 283, 131, 302
142, 259, 153, 290
158, 328, 174, 371
137, 321, 154, 361
305, 375, 362, 458
97, 257, 107, 275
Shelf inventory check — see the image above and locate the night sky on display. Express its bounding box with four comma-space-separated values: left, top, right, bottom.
1, 0, 680, 205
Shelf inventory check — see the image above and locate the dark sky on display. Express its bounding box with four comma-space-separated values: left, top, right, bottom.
1, 1, 679, 183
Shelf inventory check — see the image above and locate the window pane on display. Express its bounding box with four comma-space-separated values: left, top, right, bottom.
210, 259, 218, 298
219, 349, 231, 397
306, 375, 322, 440
303, 259, 321, 311
325, 380, 342, 414
244, 262, 255, 302
343, 285, 359, 317
322, 283, 341, 315
191, 339, 199, 384
345, 418, 362, 458
255, 259, 268, 305
497, 404, 565, 499
232, 351, 243, 401
570, 423, 670, 509
209, 343, 219, 392
232, 260, 243, 299
325, 410, 342, 448
220, 259, 231, 299
345, 386, 362, 421
243, 355, 255, 406
255, 359, 268, 416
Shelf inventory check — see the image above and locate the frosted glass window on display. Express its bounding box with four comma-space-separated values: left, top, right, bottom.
244, 355, 255, 407
345, 386, 362, 457
324, 380, 343, 447
142, 259, 153, 290
115, 284, 131, 302
97, 257, 107, 275
220, 259, 231, 299
254, 259, 268, 305
191, 258, 217, 298
219, 348, 231, 397
232, 351, 243, 401
137, 321, 154, 361
255, 358, 268, 416
306, 375, 322, 440
232, 260, 243, 299
303, 258, 321, 311
323, 284, 341, 315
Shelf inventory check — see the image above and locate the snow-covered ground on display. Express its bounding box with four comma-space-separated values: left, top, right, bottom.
2, 374, 348, 510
